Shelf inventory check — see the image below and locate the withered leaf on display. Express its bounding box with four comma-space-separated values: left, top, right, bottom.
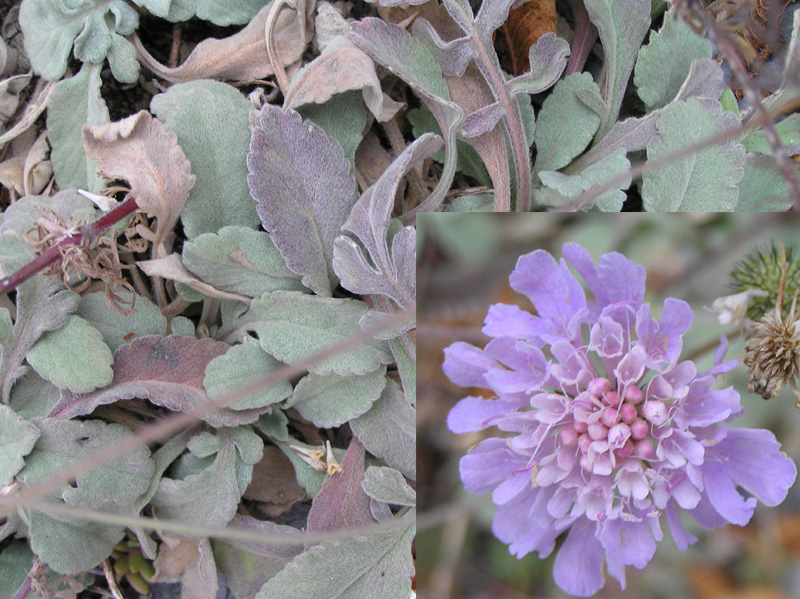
307, 437, 373, 533
243, 445, 305, 514
50, 335, 268, 427
82, 111, 195, 253
499, 0, 559, 76
285, 36, 403, 122
132, 2, 313, 83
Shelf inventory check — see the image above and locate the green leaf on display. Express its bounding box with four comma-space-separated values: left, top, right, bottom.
255, 525, 415, 599
285, 368, 387, 428
76, 291, 167, 352
8, 371, 61, 420
533, 72, 602, 176
0, 404, 40, 485
642, 99, 745, 211
634, 8, 712, 111
151, 80, 260, 238
224, 291, 393, 376
28, 507, 125, 575
182, 226, 306, 297
152, 427, 263, 528
736, 153, 793, 211
584, 0, 651, 139
351, 378, 415, 480
154, 0, 268, 26
274, 440, 344, 497
204, 339, 292, 410
389, 335, 415, 407
0, 543, 35, 599
19, 418, 154, 509
253, 409, 289, 443
742, 113, 800, 155
445, 193, 495, 211
537, 148, 631, 211
26, 315, 113, 393
297, 91, 367, 171
362, 466, 416, 507
46, 62, 109, 193
407, 107, 490, 186
19, 0, 139, 81
0, 274, 79, 402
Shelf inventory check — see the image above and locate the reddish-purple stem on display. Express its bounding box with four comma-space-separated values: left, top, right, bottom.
0, 196, 140, 296
566, 0, 599, 76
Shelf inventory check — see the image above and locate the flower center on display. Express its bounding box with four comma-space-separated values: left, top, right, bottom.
559, 377, 665, 475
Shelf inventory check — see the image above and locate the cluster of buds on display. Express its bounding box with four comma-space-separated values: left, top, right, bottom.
109, 530, 156, 595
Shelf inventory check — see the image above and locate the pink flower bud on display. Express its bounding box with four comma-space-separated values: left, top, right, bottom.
624, 385, 644, 404
588, 422, 608, 441
560, 426, 578, 445
601, 407, 619, 428
620, 403, 638, 423
577, 433, 592, 453
573, 419, 588, 433
614, 439, 635, 459
630, 418, 649, 440
603, 391, 621, 407
588, 377, 611, 396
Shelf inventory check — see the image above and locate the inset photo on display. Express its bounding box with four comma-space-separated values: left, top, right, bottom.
418, 213, 800, 599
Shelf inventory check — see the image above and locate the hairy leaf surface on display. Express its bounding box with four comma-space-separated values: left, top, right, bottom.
0, 403, 40, 485
248, 105, 358, 296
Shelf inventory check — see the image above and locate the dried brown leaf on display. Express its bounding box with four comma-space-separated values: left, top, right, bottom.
499, 0, 559, 76
82, 111, 194, 254
132, 2, 313, 83
244, 445, 305, 517
153, 537, 218, 599
137, 254, 252, 304
285, 36, 403, 122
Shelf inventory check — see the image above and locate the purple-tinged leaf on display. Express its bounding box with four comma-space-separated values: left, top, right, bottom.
507, 33, 571, 96
307, 438, 373, 533
475, 0, 516, 46
333, 136, 433, 309
440, 0, 477, 36
412, 19, 475, 78
462, 102, 504, 138
247, 104, 357, 297
363, 0, 428, 4
50, 335, 269, 427
349, 18, 463, 213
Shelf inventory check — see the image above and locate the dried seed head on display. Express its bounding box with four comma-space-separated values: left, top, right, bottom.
743, 244, 800, 407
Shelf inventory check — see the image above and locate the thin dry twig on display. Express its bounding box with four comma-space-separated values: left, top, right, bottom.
265, 0, 294, 95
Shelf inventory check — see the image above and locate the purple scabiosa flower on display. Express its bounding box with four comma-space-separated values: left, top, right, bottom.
444, 243, 797, 597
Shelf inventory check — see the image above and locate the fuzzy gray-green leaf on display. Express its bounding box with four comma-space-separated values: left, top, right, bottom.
204, 339, 292, 410
76, 291, 167, 352
255, 525, 415, 599
584, 0, 651, 139
47, 63, 109, 193
286, 368, 387, 428
151, 80, 259, 238
182, 226, 305, 297
351, 378, 415, 479
642, 99, 745, 211
634, 8, 712, 111
533, 73, 602, 176
0, 404, 40, 485
224, 291, 393, 376
362, 466, 416, 507
19, 0, 139, 81
19, 418, 154, 509
297, 91, 367, 171
26, 315, 113, 394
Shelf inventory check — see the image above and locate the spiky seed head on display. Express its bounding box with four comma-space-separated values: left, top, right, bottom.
731, 242, 800, 321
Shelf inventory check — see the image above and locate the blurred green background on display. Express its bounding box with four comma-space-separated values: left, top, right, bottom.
417, 213, 800, 599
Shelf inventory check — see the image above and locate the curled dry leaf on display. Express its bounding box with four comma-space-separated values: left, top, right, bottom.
132, 2, 314, 84
82, 111, 195, 254
499, 0, 559, 76
153, 536, 218, 599
243, 445, 305, 517
137, 254, 253, 305
285, 35, 403, 122
0, 72, 30, 125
